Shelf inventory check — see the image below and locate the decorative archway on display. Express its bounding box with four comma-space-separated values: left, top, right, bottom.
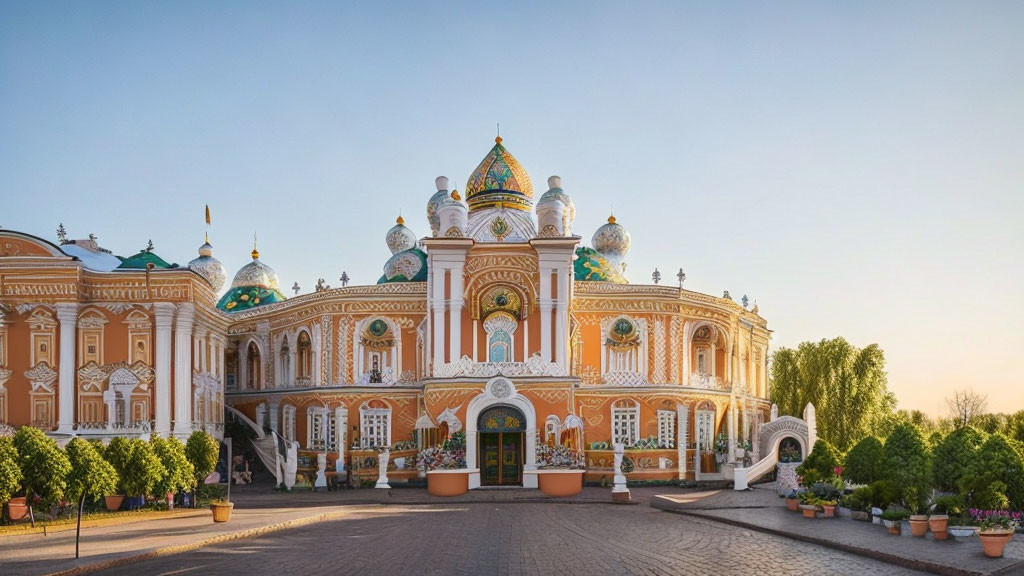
477, 404, 526, 486
465, 377, 538, 489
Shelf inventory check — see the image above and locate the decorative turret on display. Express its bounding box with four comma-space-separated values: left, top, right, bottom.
188, 205, 227, 291
592, 213, 631, 276
426, 176, 450, 236
378, 216, 428, 284
217, 235, 287, 312
464, 137, 537, 242
386, 215, 417, 254
436, 187, 468, 238
536, 175, 575, 237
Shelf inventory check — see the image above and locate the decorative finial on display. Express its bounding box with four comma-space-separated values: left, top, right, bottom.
547, 175, 562, 189
251, 232, 259, 260
608, 213, 616, 224
677, 268, 686, 288
451, 189, 461, 201
435, 176, 449, 191
89, 233, 97, 241
339, 271, 350, 287
396, 214, 405, 226
652, 268, 662, 284
204, 204, 211, 244
742, 294, 749, 309
56, 223, 68, 245
292, 282, 300, 295
723, 290, 732, 300
752, 301, 759, 314
495, 122, 501, 144
315, 278, 327, 292
145, 239, 154, 253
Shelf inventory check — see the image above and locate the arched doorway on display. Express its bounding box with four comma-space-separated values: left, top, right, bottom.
478, 405, 526, 486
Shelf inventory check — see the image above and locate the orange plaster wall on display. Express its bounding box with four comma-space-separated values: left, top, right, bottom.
5, 316, 35, 427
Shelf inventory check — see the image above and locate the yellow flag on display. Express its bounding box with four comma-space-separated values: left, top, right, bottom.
205, 204, 211, 225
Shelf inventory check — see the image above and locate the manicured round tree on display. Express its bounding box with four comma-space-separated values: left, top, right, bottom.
185, 431, 219, 486
795, 440, 840, 487
843, 436, 885, 485
102, 437, 133, 495
65, 438, 118, 503
121, 439, 166, 499
932, 426, 984, 493
883, 422, 932, 513
0, 436, 23, 504
961, 433, 1024, 510
151, 437, 195, 498
13, 426, 71, 512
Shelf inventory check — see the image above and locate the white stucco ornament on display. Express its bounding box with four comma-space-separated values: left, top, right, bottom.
489, 377, 514, 399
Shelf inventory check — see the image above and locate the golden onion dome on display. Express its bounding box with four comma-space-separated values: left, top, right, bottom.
465, 136, 533, 213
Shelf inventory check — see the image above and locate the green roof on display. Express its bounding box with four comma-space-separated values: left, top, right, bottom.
117, 251, 178, 270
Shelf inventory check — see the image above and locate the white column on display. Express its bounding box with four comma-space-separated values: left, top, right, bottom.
554, 267, 569, 370
237, 342, 248, 392
55, 302, 78, 433
681, 321, 691, 386
173, 303, 195, 438
727, 397, 737, 464
522, 317, 529, 360
472, 320, 479, 362
449, 264, 463, 363
153, 303, 175, 435
539, 266, 552, 363
676, 404, 689, 480
431, 268, 446, 371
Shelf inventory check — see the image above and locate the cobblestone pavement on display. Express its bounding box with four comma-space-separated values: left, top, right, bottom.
101, 502, 926, 576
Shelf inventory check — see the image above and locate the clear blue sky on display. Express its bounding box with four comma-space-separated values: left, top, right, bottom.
2, 1, 1022, 415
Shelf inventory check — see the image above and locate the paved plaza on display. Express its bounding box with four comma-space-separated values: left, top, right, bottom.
96, 498, 920, 576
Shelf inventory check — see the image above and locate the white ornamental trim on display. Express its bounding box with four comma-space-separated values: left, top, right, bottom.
435, 355, 567, 379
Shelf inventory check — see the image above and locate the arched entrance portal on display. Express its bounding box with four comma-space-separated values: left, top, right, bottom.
478, 405, 526, 486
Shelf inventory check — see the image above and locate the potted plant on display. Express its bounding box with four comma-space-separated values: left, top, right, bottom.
120, 439, 166, 509
784, 489, 801, 512
100, 437, 130, 511
0, 435, 25, 521
928, 495, 960, 540
881, 506, 909, 535
13, 426, 71, 526
151, 437, 196, 510
906, 489, 930, 538
529, 444, 586, 497
185, 431, 220, 508
799, 493, 821, 518
808, 482, 841, 518
972, 509, 1021, 558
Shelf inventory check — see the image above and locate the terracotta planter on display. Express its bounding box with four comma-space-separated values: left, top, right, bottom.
928, 514, 948, 534
909, 515, 929, 537
427, 469, 471, 497
210, 501, 233, 523
800, 504, 818, 518
887, 522, 901, 535
979, 532, 1013, 558
5, 496, 28, 521
822, 505, 836, 518
785, 497, 799, 512
104, 495, 125, 512
531, 470, 585, 497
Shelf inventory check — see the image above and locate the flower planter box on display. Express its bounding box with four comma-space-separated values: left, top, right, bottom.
908, 515, 929, 537
948, 526, 977, 539
527, 469, 585, 497
5, 497, 28, 521
979, 532, 1013, 558
210, 501, 233, 523
427, 469, 473, 497
799, 504, 819, 518
104, 495, 125, 512
785, 497, 799, 512
822, 505, 836, 518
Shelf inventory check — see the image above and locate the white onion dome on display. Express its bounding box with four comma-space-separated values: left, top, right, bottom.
426, 176, 450, 236
217, 245, 287, 312
537, 175, 576, 221
386, 215, 417, 254
187, 238, 227, 292
592, 214, 631, 259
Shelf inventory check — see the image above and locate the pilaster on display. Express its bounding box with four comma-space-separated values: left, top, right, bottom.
55, 302, 78, 434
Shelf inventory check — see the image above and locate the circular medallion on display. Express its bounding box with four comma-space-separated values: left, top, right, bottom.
490, 378, 513, 399
368, 319, 388, 338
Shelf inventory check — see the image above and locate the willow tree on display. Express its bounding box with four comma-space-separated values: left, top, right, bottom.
770, 337, 893, 452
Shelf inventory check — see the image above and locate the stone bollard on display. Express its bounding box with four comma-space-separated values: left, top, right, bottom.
376, 449, 391, 489
612, 443, 631, 502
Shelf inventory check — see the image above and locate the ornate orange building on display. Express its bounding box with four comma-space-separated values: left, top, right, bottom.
0, 137, 771, 488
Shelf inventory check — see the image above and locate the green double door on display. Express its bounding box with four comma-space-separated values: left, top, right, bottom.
480, 432, 523, 486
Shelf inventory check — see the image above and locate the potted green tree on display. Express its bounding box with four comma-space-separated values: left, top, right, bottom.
841, 487, 873, 521
120, 439, 166, 509
0, 435, 24, 521
185, 431, 220, 508
928, 494, 960, 540
101, 437, 131, 511
65, 438, 118, 558
13, 426, 71, 526
151, 437, 195, 509
883, 423, 932, 537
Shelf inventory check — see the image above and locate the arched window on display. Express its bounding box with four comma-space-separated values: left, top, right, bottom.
247, 342, 261, 390
484, 312, 517, 363
297, 331, 312, 379
279, 338, 291, 387
357, 318, 398, 384
696, 400, 716, 452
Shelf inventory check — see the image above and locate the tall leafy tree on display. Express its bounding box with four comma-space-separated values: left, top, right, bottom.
13, 426, 71, 525
0, 436, 22, 504
932, 426, 984, 493
884, 423, 932, 513
151, 437, 195, 498
770, 337, 893, 451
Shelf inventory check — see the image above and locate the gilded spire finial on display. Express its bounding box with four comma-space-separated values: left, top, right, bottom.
608, 213, 616, 224
204, 204, 211, 244
396, 213, 405, 226
451, 189, 461, 201
495, 122, 501, 145
251, 232, 259, 260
